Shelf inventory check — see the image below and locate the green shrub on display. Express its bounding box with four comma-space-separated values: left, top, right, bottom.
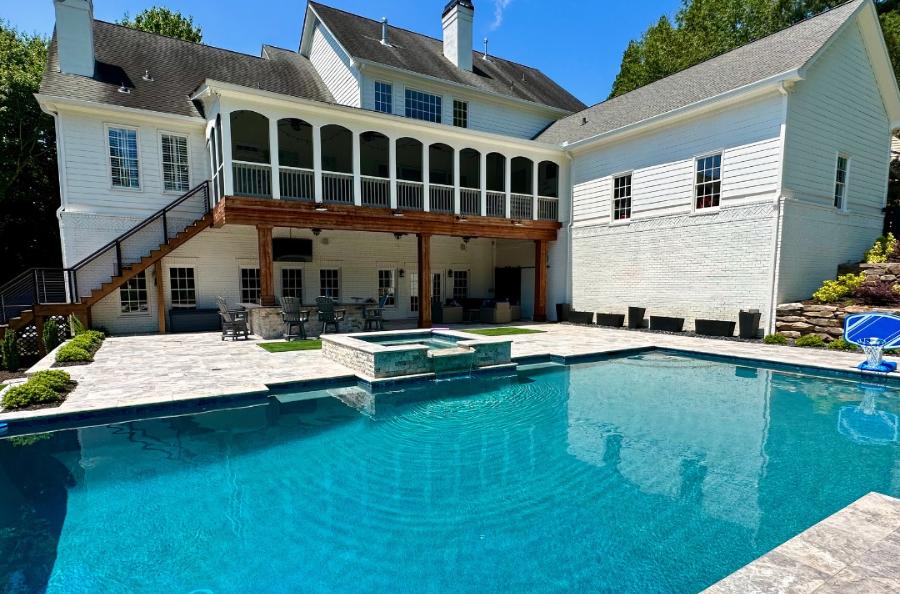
68, 314, 86, 336
30, 370, 71, 392
812, 273, 866, 303
2, 382, 63, 410
826, 337, 858, 351
763, 333, 788, 345
864, 233, 897, 263
1, 332, 19, 372
42, 319, 61, 353
795, 334, 826, 348
55, 343, 94, 364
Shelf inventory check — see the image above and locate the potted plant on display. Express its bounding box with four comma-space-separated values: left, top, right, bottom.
627, 307, 645, 329
738, 309, 762, 339
596, 313, 625, 327
649, 316, 685, 332
568, 310, 595, 325
694, 319, 736, 337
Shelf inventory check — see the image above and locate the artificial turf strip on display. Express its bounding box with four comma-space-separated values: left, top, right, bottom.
259, 340, 322, 352
464, 327, 546, 337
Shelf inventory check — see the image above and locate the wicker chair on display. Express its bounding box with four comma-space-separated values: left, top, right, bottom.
281, 297, 309, 340
316, 297, 346, 334
217, 297, 249, 341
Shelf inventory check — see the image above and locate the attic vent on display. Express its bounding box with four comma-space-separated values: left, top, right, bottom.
581, 117, 588, 126
381, 17, 391, 46
142, 70, 154, 82
118, 83, 131, 94
482, 37, 490, 61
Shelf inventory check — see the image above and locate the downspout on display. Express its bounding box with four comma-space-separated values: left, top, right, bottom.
564, 150, 575, 311
767, 81, 791, 334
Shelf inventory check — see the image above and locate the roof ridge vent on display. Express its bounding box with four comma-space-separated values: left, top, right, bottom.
381, 17, 392, 47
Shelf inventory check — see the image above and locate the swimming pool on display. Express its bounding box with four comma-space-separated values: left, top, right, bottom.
359, 331, 461, 350
1, 352, 898, 593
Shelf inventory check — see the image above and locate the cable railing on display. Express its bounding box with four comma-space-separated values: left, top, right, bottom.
361, 175, 390, 208
0, 269, 67, 324
429, 183, 454, 213
397, 180, 424, 211
233, 161, 272, 198
280, 166, 314, 201
322, 171, 354, 204
460, 188, 481, 216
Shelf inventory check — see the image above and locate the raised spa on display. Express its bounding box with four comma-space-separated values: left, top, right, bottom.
321, 329, 512, 378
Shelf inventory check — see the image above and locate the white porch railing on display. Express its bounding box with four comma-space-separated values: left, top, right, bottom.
280, 166, 314, 201
486, 191, 506, 218
538, 196, 559, 221
398, 180, 424, 211
510, 193, 533, 220
361, 175, 390, 208
460, 188, 480, 216
322, 171, 354, 204
429, 183, 454, 213
233, 161, 272, 198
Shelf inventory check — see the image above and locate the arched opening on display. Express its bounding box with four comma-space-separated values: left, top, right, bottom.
485, 152, 506, 217
230, 110, 271, 197
459, 148, 481, 216
396, 137, 424, 210
360, 131, 390, 207
278, 118, 314, 201
429, 143, 454, 213
510, 156, 534, 219
538, 161, 559, 198
320, 124, 354, 203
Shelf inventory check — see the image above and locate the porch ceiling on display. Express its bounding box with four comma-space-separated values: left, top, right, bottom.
213, 197, 560, 241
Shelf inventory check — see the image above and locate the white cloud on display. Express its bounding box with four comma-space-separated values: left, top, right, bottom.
489, 0, 513, 32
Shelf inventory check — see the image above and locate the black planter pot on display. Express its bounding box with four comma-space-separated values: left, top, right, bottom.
695, 319, 736, 337
596, 313, 625, 328
627, 307, 646, 329
568, 310, 595, 325
738, 309, 762, 339
556, 303, 571, 323
650, 316, 685, 332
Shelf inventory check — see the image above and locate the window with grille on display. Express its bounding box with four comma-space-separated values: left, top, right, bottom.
612, 174, 632, 221
409, 272, 419, 312
375, 81, 393, 114
433, 273, 442, 303
161, 133, 190, 192
282, 268, 303, 300
108, 126, 140, 188
320, 269, 340, 300
169, 267, 196, 308
452, 270, 468, 300
240, 268, 261, 303
378, 269, 395, 306
452, 99, 468, 128
405, 89, 442, 123
834, 154, 849, 210
120, 271, 148, 314
695, 153, 722, 210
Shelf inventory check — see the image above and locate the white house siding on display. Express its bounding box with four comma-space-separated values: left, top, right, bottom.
308, 23, 360, 108
569, 92, 785, 329
777, 21, 891, 302
359, 73, 558, 139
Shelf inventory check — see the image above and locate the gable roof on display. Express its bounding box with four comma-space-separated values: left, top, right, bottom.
536, 0, 866, 145
305, 1, 585, 114
39, 20, 334, 119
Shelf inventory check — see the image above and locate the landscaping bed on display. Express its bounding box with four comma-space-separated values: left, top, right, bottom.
54, 330, 106, 367
1, 370, 75, 411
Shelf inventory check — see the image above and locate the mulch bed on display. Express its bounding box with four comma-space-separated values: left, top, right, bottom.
0, 370, 27, 383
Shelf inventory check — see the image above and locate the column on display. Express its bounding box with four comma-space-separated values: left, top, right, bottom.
312, 124, 323, 203
532, 160, 540, 220
479, 151, 487, 217
268, 117, 281, 200
389, 137, 398, 209
533, 239, 548, 322
221, 111, 234, 196
258, 225, 275, 306
453, 148, 461, 215
417, 233, 432, 328
352, 132, 362, 206
423, 143, 431, 212
155, 261, 167, 334
504, 155, 512, 219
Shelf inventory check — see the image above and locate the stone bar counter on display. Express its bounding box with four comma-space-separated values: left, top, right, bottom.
241, 302, 378, 339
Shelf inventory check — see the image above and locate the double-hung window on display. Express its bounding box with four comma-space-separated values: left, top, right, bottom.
161, 133, 190, 193
374, 81, 393, 114
405, 89, 442, 123
695, 153, 722, 210
240, 268, 261, 303
834, 154, 849, 210
320, 269, 340, 300
282, 268, 303, 300
452, 270, 468, 300
120, 271, 148, 314
108, 126, 140, 189
378, 269, 395, 306
453, 99, 468, 128
612, 174, 632, 221
169, 267, 196, 308
409, 272, 419, 312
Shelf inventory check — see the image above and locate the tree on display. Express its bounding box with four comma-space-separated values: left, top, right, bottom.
120, 7, 202, 43
0, 22, 59, 285
609, 0, 900, 99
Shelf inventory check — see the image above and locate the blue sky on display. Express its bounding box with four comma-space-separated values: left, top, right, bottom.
3, 0, 682, 105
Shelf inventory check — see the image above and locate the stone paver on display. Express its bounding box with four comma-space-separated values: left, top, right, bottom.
704, 493, 900, 593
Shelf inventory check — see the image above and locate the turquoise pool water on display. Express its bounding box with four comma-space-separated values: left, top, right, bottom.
360, 331, 461, 350
1, 353, 899, 593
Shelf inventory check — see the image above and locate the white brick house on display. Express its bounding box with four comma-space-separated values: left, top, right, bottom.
3, 0, 897, 337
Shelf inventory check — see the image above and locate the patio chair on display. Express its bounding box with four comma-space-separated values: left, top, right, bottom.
217, 296, 249, 341
316, 297, 346, 334
363, 293, 392, 331
281, 297, 309, 341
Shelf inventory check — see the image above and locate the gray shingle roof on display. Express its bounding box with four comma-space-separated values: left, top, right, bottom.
40, 20, 334, 119
307, 1, 586, 114
536, 0, 864, 145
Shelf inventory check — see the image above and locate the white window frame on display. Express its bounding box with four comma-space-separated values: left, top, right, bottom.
159, 131, 191, 194
693, 151, 723, 212
119, 270, 150, 316
169, 266, 197, 308
611, 171, 633, 223
452, 99, 468, 128
405, 88, 442, 123
377, 268, 396, 307
834, 152, 850, 211
452, 269, 469, 300
374, 81, 393, 114
319, 268, 341, 301
280, 266, 304, 301
105, 124, 142, 191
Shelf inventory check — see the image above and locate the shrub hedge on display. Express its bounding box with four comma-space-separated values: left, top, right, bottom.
55, 330, 106, 365
812, 273, 866, 304
2, 370, 72, 410
763, 333, 788, 345
795, 334, 826, 348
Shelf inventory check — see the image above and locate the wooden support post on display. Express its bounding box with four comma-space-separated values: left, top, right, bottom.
534, 239, 548, 322
35, 315, 46, 356
155, 261, 167, 334
417, 233, 432, 328
257, 225, 276, 306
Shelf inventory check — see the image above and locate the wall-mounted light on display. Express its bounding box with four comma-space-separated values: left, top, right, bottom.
394, 232, 406, 240
312, 228, 322, 237
447, 269, 454, 277
462, 237, 471, 244
399, 269, 405, 278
